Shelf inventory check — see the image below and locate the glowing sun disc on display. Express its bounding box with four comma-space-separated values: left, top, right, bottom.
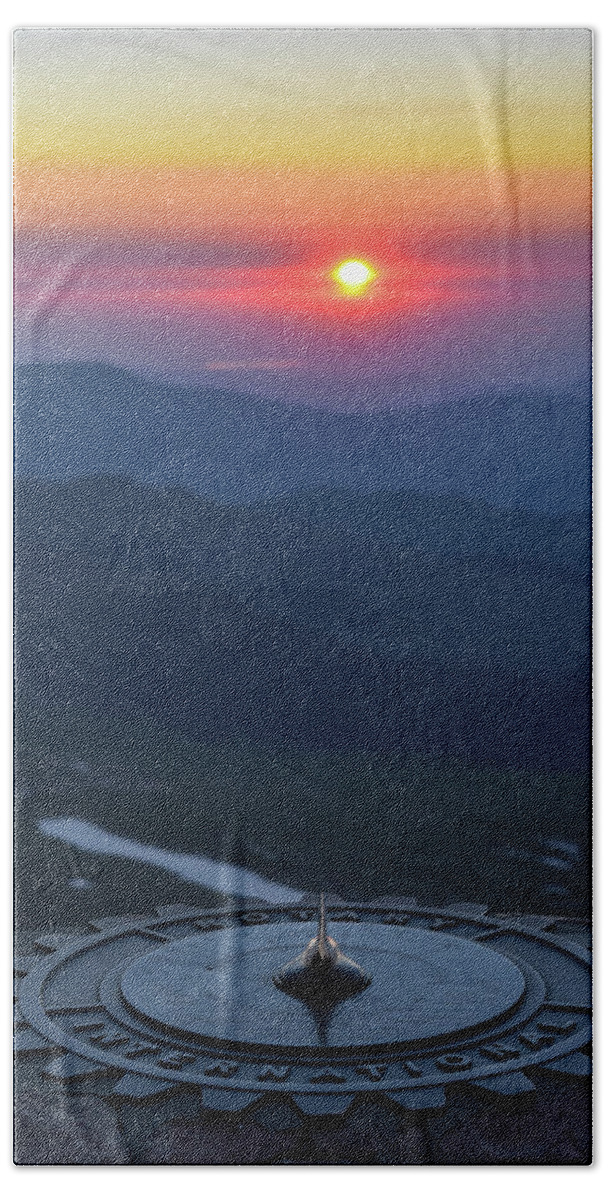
332, 258, 376, 294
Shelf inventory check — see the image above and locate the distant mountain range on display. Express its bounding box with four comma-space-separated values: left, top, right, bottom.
14, 365, 591, 920
14, 363, 591, 513
14, 476, 590, 771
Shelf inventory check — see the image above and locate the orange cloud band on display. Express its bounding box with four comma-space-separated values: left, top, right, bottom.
14, 166, 591, 241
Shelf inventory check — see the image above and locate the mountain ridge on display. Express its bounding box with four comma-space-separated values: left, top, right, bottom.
15, 474, 590, 772
15, 361, 591, 513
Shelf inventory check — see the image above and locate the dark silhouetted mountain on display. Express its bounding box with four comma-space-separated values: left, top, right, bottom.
14, 362, 591, 513
14, 477, 590, 771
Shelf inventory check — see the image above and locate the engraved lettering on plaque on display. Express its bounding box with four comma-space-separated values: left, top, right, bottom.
257, 1065, 291, 1082
435, 1053, 473, 1072
519, 1030, 555, 1050
158, 1050, 196, 1068
479, 1042, 521, 1061
90, 1030, 130, 1048
356, 1064, 387, 1081
401, 1060, 424, 1077
204, 1061, 239, 1078
123, 1040, 161, 1058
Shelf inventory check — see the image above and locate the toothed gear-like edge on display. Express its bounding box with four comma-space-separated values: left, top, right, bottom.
14, 901, 591, 1126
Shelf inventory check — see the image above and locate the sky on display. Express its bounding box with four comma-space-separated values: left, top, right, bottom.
13, 27, 592, 408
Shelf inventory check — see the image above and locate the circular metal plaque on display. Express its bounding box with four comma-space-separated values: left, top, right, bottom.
14, 900, 591, 1121
121, 923, 526, 1050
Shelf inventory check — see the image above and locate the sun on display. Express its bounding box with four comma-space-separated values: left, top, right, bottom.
332, 258, 377, 295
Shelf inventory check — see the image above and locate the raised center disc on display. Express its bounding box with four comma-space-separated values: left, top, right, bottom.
120, 922, 526, 1051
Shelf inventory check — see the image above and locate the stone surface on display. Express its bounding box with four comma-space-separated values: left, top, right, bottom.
288, 1102, 430, 1165
143, 1113, 299, 1165
14, 1091, 128, 1165
427, 1077, 591, 1165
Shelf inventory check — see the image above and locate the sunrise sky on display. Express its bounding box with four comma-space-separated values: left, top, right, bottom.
13, 27, 592, 408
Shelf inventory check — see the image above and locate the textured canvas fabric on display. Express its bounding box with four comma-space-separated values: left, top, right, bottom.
13, 28, 592, 1166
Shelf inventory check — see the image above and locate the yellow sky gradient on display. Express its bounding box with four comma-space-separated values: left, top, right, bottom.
14, 28, 591, 171
13, 28, 591, 244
